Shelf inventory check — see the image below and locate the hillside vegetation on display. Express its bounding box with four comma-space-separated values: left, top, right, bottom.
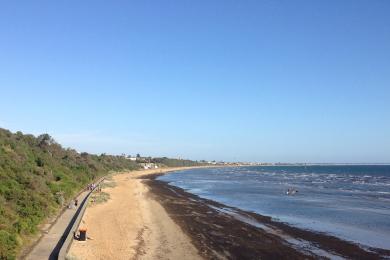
0, 128, 139, 259
151, 157, 204, 167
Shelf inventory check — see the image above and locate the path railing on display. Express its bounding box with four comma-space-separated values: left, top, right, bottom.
57, 178, 105, 260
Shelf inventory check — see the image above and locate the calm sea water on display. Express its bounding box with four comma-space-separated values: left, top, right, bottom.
158, 166, 390, 249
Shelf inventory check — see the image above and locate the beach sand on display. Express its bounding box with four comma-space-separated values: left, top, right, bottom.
68, 167, 389, 260
68, 168, 201, 260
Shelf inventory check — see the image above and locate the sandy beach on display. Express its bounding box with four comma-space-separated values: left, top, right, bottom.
68, 168, 202, 260
68, 167, 389, 260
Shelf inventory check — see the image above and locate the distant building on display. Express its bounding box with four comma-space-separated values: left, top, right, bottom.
140, 163, 158, 169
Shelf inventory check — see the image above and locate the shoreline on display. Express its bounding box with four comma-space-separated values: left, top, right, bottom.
67, 166, 206, 260
143, 174, 390, 259
67, 167, 390, 259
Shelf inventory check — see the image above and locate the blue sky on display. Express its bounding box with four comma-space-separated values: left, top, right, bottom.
1, 0, 389, 163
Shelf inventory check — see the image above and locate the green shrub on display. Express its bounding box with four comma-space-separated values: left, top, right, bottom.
0, 230, 18, 260
0, 128, 140, 259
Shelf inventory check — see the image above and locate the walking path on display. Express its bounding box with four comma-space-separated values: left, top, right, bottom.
68, 169, 201, 260
26, 188, 91, 260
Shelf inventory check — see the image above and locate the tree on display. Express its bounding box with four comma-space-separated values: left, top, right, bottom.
37, 134, 55, 147
35, 157, 44, 167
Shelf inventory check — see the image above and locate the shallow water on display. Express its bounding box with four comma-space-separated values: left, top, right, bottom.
158, 165, 390, 249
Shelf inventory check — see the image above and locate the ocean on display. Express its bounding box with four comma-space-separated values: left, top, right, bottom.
157, 165, 390, 250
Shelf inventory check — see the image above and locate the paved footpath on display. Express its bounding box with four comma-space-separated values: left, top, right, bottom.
25, 189, 90, 260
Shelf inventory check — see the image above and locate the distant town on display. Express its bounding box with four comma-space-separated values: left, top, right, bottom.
122, 154, 390, 169
121, 154, 263, 169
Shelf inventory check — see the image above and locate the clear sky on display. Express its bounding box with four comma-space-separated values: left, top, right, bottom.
1, 1, 389, 163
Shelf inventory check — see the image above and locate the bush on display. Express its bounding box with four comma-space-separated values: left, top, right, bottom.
0, 128, 140, 259
0, 230, 18, 260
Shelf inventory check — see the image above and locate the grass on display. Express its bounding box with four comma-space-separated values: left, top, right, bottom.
89, 192, 110, 206
100, 179, 117, 189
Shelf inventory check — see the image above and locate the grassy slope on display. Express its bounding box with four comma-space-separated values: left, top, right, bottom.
0, 128, 139, 259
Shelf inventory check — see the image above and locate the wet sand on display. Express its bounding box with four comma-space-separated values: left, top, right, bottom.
144, 175, 390, 260
69, 168, 390, 259
68, 168, 202, 260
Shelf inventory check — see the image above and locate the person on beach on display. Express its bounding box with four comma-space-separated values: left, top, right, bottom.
75, 199, 78, 207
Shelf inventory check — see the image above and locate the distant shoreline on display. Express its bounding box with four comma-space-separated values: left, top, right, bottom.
237, 163, 390, 166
